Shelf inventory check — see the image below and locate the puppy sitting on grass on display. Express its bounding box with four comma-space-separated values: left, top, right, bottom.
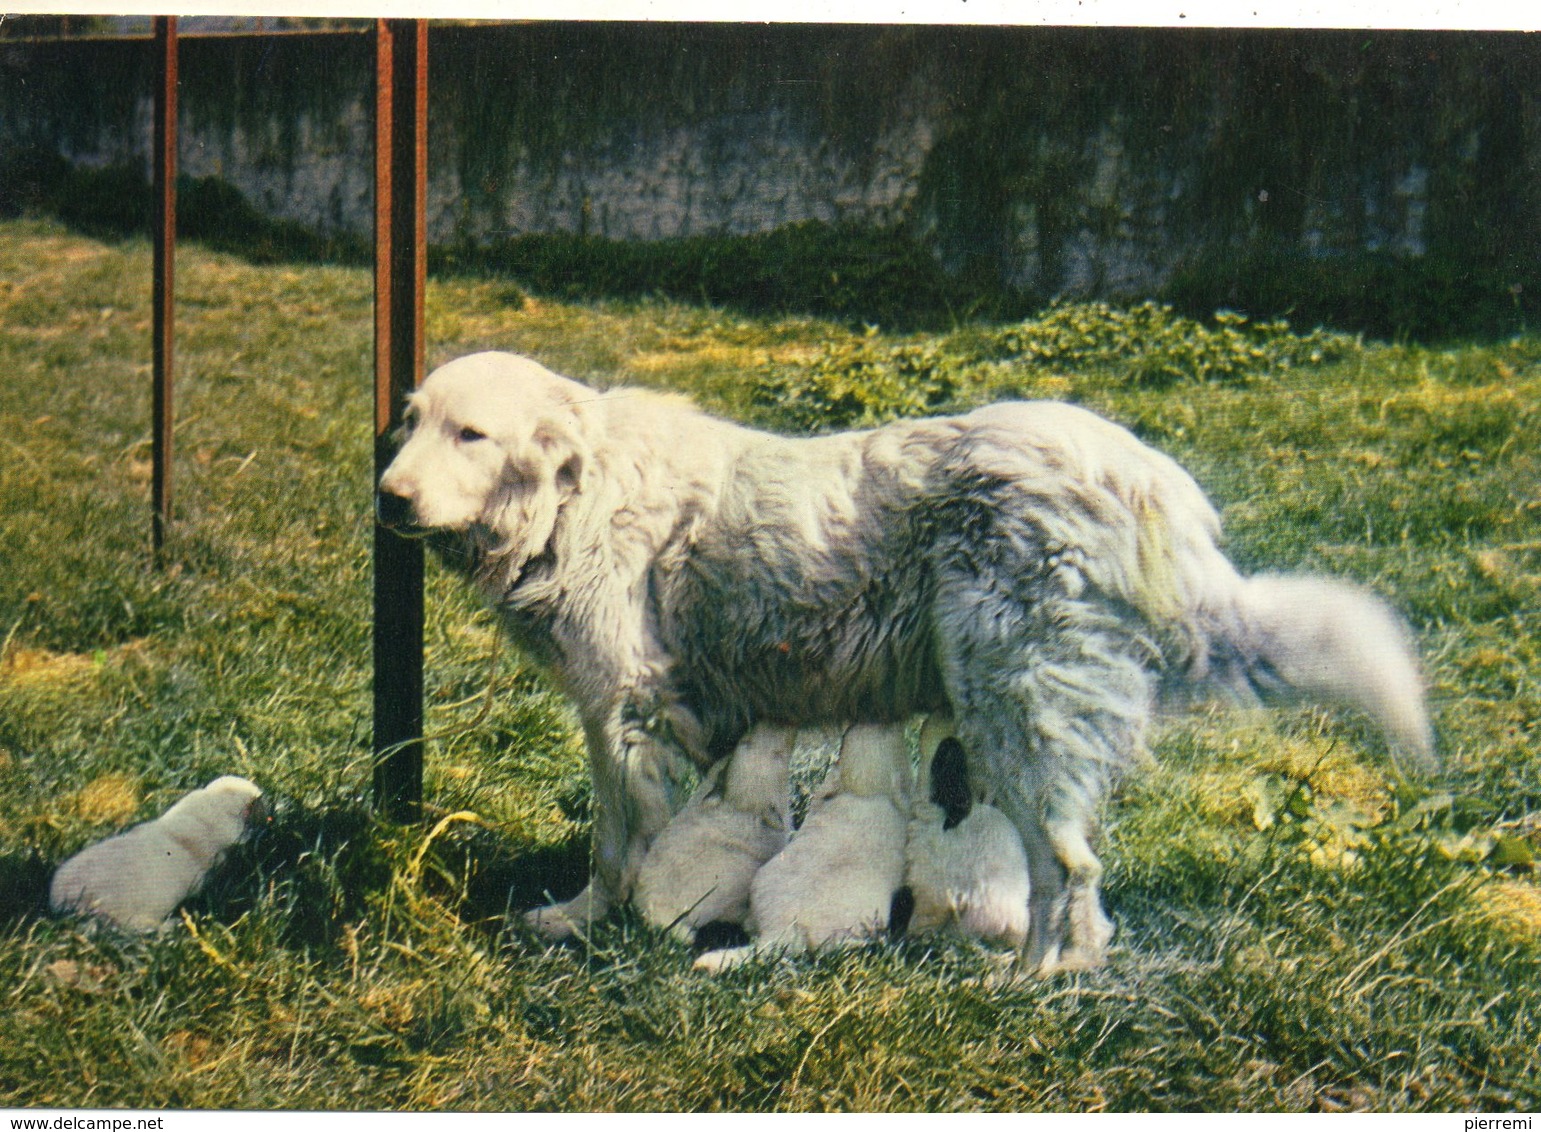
633, 727, 795, 944
901, 724, 1032, 949
694, 723, 911, 972
50, 775, 265, 933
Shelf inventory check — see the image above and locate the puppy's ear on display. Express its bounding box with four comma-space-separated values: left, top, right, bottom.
930, 738, 973, 831
244, 795, 270, 830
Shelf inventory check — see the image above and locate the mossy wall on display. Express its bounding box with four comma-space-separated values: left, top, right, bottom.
2, 24, 1536, 330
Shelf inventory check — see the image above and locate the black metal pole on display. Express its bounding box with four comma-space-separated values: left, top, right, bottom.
372, 18, 428, 822
151, 16, 177, 562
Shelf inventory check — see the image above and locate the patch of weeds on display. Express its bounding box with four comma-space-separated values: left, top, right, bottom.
750, 328, 989, 432
983, 302, 1359, 385
1166, 247, 1539, 342
750, 302, 1362, 432
7, 157, 367, 267
1245, 769, 1537, 878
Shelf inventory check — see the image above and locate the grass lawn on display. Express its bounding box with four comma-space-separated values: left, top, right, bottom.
0, 215, 1537, 1111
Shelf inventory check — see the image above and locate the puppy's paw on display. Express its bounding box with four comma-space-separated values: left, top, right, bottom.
692, 945, 755, 973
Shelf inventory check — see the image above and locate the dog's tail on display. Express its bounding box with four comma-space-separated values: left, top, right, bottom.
960, 400, 1435, 773
1186, 572, 1436, 775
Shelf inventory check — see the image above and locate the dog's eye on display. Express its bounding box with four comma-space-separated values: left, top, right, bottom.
457, 426, 488, 443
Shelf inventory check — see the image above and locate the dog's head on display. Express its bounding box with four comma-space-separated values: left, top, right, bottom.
377, 353, 589, 581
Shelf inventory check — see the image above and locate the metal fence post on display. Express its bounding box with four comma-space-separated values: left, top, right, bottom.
372, 18, 428, 822
151, 16, 177, 561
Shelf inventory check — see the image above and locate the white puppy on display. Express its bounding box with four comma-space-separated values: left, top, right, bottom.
695, 723, 911, 971
632, 726, 794, 943
50, 775, 265, 933
903, 723, 1031, 949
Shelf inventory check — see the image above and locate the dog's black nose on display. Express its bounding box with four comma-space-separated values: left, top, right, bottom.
376, 489, 415, 530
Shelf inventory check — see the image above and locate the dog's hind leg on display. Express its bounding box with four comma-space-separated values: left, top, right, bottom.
935, 569, 1152, 974
1043, 801, 1115, 971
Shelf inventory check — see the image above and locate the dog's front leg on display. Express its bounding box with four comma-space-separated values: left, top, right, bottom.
524, 882, 612, 941
524, 694, 688, 940
590, 697, 689, 896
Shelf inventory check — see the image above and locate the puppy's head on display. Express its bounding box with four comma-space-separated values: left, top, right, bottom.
160, 776, 265, 863
377, 353, 589, 581
835, 723, 912, 806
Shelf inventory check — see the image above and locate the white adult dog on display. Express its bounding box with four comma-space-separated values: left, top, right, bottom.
633, 726, 794, 943
377, 351, 1434, 972
50, 775, 265, 933
694, 723, 911, 971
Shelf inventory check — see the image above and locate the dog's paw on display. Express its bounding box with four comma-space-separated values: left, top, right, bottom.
524, 904, 582, 940
523, 884, 608, 940
1031, 923, 1113, 975
1035, 943, 1106, 975
1055, 890, 1114, 970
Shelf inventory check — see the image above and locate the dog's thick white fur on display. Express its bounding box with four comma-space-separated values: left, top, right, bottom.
378, 351, 1434, 971
49, 776, 265, 933
904, 719, 1031, 949
694, 723, 911, 971
632, 725, 794, 942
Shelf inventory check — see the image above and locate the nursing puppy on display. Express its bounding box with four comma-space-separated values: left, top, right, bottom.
694, 723, 911, 972
903, 725, 1032, 949
633, 726, 794, 943
50, 776, 265, 933
377, 351, 1435, 972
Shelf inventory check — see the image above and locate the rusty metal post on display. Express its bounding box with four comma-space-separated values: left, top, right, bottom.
151, 16, 177, 561
372, 18, 428, 822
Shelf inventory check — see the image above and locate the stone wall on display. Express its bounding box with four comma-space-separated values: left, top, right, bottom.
2, 24, 1537, 305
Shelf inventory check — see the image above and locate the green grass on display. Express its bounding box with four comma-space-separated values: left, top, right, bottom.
1, 215, 1538, 1111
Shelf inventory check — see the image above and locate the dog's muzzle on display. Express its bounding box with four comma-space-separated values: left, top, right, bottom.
376, 488, 422, 533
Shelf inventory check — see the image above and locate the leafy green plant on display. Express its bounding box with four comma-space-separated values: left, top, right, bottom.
1246, 770, 1538, 875
750, 301, 1364, 433
750, 329, 989, 432
986, 301, 1358, 385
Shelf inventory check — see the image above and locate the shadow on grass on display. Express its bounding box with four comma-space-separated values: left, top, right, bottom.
196, 799, 594, 947
1, 799, 594, 947
0, 850, 52, 923
430, 824, 593, 932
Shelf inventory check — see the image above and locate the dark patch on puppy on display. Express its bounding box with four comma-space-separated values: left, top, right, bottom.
888, 884, 915, 939
693, 919, 751, 952
930, 737, 974, 831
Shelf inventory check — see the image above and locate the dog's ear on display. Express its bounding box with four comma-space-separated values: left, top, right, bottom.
554, 451, 583, 496
533, 421, 586, 501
